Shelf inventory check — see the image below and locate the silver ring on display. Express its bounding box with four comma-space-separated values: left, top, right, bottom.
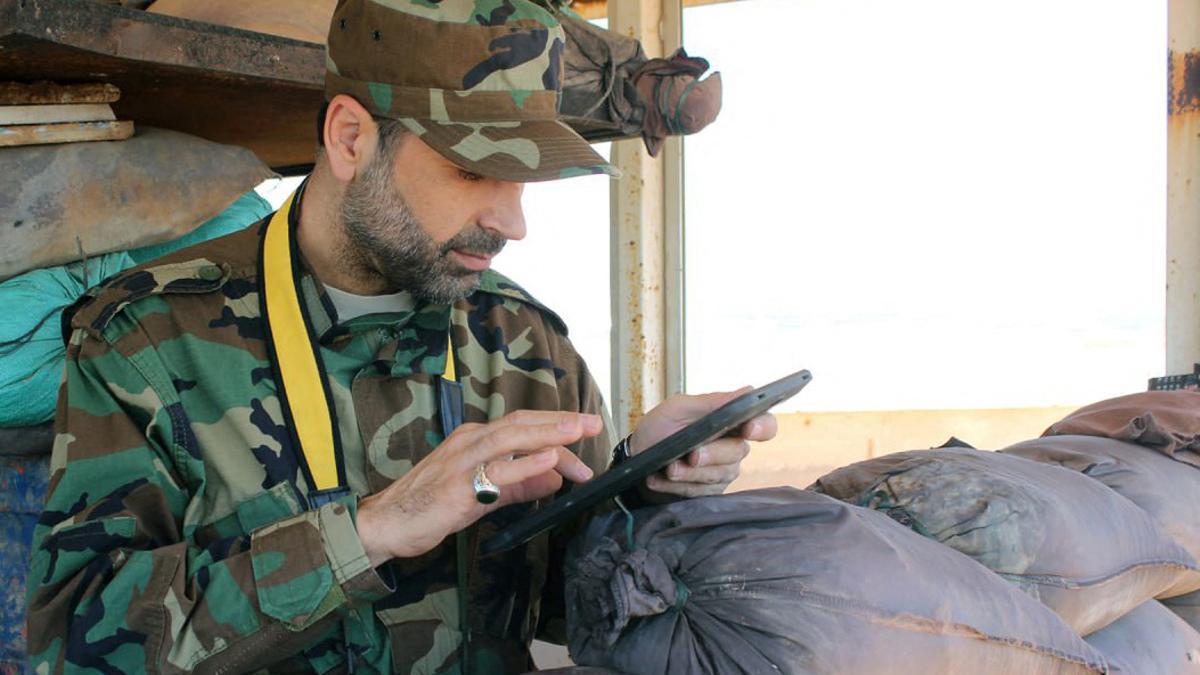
473, 462, 500, 504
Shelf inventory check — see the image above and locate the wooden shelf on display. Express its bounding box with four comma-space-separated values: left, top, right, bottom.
0, 0, 325, 170
0, 0, 642, 171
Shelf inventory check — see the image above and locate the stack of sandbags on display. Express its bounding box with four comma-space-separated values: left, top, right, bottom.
0, 424, 53, 672
811, 447, 1198, 636
1004, 391, 1200, 644
565, 487, 1110, 674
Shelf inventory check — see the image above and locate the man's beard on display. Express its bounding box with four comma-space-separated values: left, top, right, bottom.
337, 151, 506, 304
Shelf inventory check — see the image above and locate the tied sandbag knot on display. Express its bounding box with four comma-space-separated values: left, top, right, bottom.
566, 537, 687, 650
672, 576, 690, 611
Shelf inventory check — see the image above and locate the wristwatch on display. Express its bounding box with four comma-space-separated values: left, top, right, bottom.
612, 435, 633, 467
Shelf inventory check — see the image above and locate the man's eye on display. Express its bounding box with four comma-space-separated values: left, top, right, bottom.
458, 170, 483, 183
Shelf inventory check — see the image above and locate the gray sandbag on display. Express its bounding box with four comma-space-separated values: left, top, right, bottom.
0, 126, 274, 281
812, 448, 1197, 635
1043, 391, 1200, 462
1085, 601, 1200, 675
565, 487, 1109, 675
1003, 435, 1200, 598
1164, 590, 1200, 633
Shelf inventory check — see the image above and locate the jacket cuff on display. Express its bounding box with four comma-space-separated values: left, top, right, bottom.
321, 495, 395, 604
249, 499, 392, 630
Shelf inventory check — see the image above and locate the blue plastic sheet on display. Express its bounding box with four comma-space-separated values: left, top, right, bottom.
0, 454, 49, 673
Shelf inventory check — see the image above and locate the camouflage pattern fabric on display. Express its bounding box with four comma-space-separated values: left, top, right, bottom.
26, 216, 615, 674
324, 0, 619, 182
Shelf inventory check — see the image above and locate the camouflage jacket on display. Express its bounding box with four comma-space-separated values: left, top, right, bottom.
26, 208, 615, 674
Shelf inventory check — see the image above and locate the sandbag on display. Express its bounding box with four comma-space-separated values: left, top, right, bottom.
812, 448, 1197, 635
0, 252, 134, 427
566, 487, 1109, 675
0, 126, 274, 281
1043, 391, 1200, 463
0, 423, 54, 456
1084, 601, 1200, 675
1165, 590, 1200, 633
126, 191, 271, 265
1004, 435, 1200, 598
0, 191, 269, 427
147, 0, 336, 43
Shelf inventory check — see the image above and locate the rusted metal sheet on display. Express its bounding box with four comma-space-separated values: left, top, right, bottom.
1167, 0, 1200, 372
607, 0, 684, 436
0, 0, 325, 169
1170, 50, 1200, 115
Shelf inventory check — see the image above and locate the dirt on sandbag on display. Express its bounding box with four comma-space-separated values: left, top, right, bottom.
0, 127, 273, 281
813, 448, 1197, 636
1004, 434, 1200, 598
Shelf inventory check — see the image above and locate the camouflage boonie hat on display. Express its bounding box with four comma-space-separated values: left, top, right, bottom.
325, 0, 620, 182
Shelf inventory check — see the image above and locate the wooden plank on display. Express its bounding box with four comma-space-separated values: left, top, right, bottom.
0, 120, 133, 147
0, 82, 121, 105
0, 104, 115, 125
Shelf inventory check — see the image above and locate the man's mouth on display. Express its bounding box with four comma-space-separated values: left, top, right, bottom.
449, 249, 494, 272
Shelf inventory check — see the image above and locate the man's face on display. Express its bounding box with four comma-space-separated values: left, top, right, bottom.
338, 131, 527, 302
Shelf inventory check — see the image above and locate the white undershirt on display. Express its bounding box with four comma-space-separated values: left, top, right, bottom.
323, 284, 415, 322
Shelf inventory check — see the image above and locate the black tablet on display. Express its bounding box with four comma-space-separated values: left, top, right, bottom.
480, 368, 812, 556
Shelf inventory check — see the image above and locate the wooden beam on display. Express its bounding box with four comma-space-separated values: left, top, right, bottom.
574, 0, 733, 21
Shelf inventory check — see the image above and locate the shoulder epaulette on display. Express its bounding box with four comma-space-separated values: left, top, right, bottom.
477, 270, 568, 336
67, 259, 232, 339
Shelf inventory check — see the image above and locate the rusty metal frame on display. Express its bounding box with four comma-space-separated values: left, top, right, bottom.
1168, 0, 1200, 372
607, 0, 685, 437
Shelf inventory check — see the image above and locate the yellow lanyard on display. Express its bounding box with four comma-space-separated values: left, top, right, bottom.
262, 187, 457, 494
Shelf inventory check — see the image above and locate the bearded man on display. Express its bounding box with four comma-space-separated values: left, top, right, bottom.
25, 0, 775, 672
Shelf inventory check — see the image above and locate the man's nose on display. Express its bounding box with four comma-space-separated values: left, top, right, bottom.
477, 180, 527, 241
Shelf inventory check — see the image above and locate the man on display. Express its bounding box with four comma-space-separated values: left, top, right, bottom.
26, 0, 776, 672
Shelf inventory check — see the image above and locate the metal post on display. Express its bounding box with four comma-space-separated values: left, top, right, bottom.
608, 0, 685, 436
1168, 0, 1200, 372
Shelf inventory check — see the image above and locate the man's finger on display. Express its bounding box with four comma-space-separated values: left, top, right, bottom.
739, 413, 778, 442
480, 448, 560, 486
664, 459, 741, 485
497, 409, 604, 432
552, 446, 594, 483
645, 473, 728, 497
468, 419, 602, 464
686, 438, 751, 467
661, 386, 754, 424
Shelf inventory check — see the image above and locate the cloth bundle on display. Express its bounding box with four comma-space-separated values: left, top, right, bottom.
0, 191, 271, 427
565, 487, 1108, 674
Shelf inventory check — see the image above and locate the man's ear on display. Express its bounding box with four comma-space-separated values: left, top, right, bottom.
323, 94, 377, 183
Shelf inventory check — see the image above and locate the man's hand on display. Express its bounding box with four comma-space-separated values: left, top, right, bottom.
356, 410, 603, 566
629, 387, 778, 498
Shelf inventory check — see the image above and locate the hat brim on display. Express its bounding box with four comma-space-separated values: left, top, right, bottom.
396, 118, 621, 183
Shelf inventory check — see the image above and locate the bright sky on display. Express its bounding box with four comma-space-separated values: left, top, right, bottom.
267, 0, 1168, 414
